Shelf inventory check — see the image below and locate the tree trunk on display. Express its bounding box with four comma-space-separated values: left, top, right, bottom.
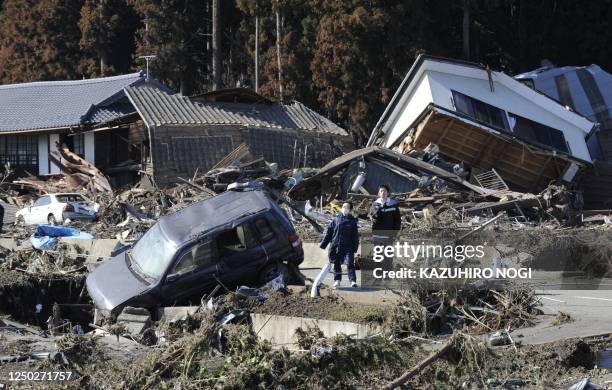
212, 0, 222, 90
462, 0, 471, 60
254, 0, 259, 93
276, 11, 283, 103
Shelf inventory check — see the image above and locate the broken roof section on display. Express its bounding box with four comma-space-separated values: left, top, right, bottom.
366, 55, 595, 192
0, 72, 156, 133
515, 64, 612, 128
288, 146, 492, 201
515, 64, 612, 161
124, 85, 348, 136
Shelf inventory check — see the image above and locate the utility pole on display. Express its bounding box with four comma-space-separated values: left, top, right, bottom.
462, 0, 471, 61
99, 0, 106, 76
254, 0, 259, 93
276, 10, 283, 103
212, 0, 222, 90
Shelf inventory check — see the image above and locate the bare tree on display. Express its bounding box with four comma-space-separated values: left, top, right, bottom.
212, 0, 222, 90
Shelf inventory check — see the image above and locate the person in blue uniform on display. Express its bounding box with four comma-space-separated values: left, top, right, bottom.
320, 202, 359, 288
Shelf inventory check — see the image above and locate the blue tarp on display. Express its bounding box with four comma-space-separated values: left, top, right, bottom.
29, 225, 94, 250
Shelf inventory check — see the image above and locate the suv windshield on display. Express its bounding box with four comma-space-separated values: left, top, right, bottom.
130, 223, 177, 280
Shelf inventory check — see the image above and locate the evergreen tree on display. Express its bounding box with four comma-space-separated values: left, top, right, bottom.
79, 0, 140, 77
128, 0, 209, 95
0, 0, 83, 83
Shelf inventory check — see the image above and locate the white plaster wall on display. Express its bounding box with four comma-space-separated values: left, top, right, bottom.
382, 72, 433, 147
37, 134, 49, 175
426, 70, 592, 161
84, 132, 95, 164
49, 133, 61, 174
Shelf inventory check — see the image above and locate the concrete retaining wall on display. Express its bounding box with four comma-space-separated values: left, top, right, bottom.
250, 313, 380, 347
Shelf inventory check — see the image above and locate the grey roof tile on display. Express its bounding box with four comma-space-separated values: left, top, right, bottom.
125, 85, 348, 136
0, 72, 146, 132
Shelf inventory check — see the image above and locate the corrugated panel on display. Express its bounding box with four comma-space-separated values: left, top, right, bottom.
170, 136, 235, 173
0, 72, 145, 132
125, 86, 348, 136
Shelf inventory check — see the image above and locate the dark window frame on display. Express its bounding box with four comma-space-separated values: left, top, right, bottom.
253, 218, 275, 243
0, 135, 39, 174
72, 134, 85, 157
508, 112, 570, 154
172, 239, 215, 276
451, 90, 510, 131
34, 196, 51, 207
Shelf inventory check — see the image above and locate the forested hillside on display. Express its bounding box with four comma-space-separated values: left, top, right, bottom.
1, 0, 610, 145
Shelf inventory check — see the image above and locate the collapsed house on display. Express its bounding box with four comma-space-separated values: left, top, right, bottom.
0, 74, 352, 190
515, 63, 612, 208
366, 55, 595, 195
118, 87, 352, 186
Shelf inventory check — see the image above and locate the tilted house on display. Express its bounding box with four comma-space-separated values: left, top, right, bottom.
367, 55, 595, 193
123, 86, 352, 186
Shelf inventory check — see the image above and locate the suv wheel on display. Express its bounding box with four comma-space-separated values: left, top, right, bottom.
258, 262, 289, 285
47, 214, 57, 225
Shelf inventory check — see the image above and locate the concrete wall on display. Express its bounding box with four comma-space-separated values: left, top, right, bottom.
250, 313, 381, 347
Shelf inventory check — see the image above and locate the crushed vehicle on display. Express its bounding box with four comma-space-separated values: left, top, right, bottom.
15, 193, 101, 225
86, 189, 304, 322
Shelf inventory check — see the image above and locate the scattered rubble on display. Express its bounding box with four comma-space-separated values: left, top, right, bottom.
0, 141, 612, 387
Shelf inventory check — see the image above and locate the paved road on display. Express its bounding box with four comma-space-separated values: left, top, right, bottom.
300, 267, 612, 345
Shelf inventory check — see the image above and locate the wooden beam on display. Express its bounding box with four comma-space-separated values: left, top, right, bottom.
472, 135, 498, 166
531, 156, 552, 192
437, 119, 454, 144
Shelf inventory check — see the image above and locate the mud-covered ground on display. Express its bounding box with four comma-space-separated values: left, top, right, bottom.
251, 288, 390, 324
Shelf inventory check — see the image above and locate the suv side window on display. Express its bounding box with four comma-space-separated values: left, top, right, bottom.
34, 196, 51, 207
216, 223, 256, 257
254, 218, 275, 242
172, 240, 214, 276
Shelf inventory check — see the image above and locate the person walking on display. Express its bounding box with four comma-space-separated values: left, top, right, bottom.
315, 202, 360, 293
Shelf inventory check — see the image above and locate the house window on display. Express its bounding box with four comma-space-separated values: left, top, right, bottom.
508, 113, 570, 153
72, 134, 85, 157
451, 90, 510, 131
0, 135, 39, 174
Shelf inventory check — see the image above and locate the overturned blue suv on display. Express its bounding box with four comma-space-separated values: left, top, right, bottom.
86, 189, 303, 320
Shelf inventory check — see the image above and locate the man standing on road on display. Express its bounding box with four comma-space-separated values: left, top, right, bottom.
318, 202, 360, 289
370, 185, 401, 271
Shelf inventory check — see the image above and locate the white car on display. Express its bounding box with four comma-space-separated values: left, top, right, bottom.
15, 193, 101, 226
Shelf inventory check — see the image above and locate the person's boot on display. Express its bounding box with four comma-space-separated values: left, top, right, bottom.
351, 281, 358, 288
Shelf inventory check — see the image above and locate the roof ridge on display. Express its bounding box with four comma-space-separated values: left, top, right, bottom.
0, 71, 144, 90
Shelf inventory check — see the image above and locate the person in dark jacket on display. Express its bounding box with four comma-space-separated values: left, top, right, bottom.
320, 202, 359, 288
370, 184, 401, 235
370, 185, 401, 271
